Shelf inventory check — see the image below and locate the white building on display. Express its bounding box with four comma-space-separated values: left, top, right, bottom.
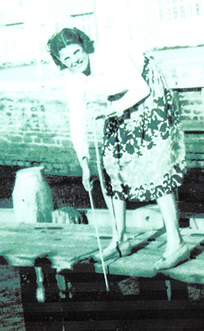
0, 0, 203, 65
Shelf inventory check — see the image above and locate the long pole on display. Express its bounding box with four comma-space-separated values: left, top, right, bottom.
88, 189, 109, 292
92, 118, 120, 244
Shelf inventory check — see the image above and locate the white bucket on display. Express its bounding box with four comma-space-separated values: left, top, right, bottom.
12, 166, 53, 224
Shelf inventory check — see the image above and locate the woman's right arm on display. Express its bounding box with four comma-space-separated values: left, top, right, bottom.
67, 73, 91, 190
69, 102, 92, 191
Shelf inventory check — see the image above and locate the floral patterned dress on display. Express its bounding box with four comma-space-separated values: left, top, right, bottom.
101, 56, 186, 201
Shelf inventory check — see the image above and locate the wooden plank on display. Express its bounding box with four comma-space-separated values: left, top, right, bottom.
180, 227, 204, 236
181, 104, 203, 114
95, 229, 166, 277
161, 259, 204, 284
193, 250, 204, 261
0, 206, 164, 230
0, 224, 107, 270
185, 136, 204, 144
83, 205, 164, 229
182, 120, 204, 131
185, 139, 204, 148
156, 228, 204, 283
179, 229, 204, 252
107, 253, 158, 278
186, 154, 204, 161
186, 160, 204, 168
103, 227, 204, 280
71, 228, 161, 273
72, 228, 165, 275
185, 144, 204, 154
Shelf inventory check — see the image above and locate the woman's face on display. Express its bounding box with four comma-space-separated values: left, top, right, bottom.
59, 43, 89, 74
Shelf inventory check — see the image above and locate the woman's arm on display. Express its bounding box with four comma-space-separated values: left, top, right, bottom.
87, 71, 150, 119
69, 101, 90, 166
69, 94, 92, 191
107, 72, 150, 116
86, 52, 150, 118
67, 73, 90, 166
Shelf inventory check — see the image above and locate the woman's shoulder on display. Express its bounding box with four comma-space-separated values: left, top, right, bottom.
92, 38, 145, 74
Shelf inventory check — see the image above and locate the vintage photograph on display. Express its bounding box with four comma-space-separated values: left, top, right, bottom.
0, 0, 204, 330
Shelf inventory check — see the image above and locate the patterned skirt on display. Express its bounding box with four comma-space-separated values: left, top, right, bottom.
101, 57, 186, 202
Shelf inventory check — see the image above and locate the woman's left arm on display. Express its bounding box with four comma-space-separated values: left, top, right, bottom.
107, 70, 150, 117
86, 53, 150, 118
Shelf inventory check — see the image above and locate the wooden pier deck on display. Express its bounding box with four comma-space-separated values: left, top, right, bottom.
0, 207, 204, 285
1, 207, 204, 329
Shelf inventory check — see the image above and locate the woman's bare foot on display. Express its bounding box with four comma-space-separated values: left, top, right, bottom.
91, 241, 119, 262
118, 240, 132, 256
154, 241, 190, 270
163, 238, 184, 258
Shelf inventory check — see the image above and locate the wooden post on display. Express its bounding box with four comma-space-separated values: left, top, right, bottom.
34, 266, 45, 303
56, 274, 66, 299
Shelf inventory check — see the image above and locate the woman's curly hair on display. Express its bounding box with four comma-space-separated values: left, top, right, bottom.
47, 27, 95, 70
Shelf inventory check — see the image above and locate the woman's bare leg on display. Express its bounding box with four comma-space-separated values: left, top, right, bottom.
155, 192, 189, 269
156, 192, 183, 256
105, 195, 127, 244
93, 195, 129, 260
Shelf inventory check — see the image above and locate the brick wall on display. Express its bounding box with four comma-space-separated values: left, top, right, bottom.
178, 88, 204, 168
0, 87, 104, 176
0, 87, 203, 175
179, 89, 204, 122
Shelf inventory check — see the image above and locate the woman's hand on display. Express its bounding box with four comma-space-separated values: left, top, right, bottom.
81, 157, 92, 191
87, 101, 107, 119
87, 100, 118, 120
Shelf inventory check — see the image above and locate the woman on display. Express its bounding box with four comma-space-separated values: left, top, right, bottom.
47, 28, 189, 270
